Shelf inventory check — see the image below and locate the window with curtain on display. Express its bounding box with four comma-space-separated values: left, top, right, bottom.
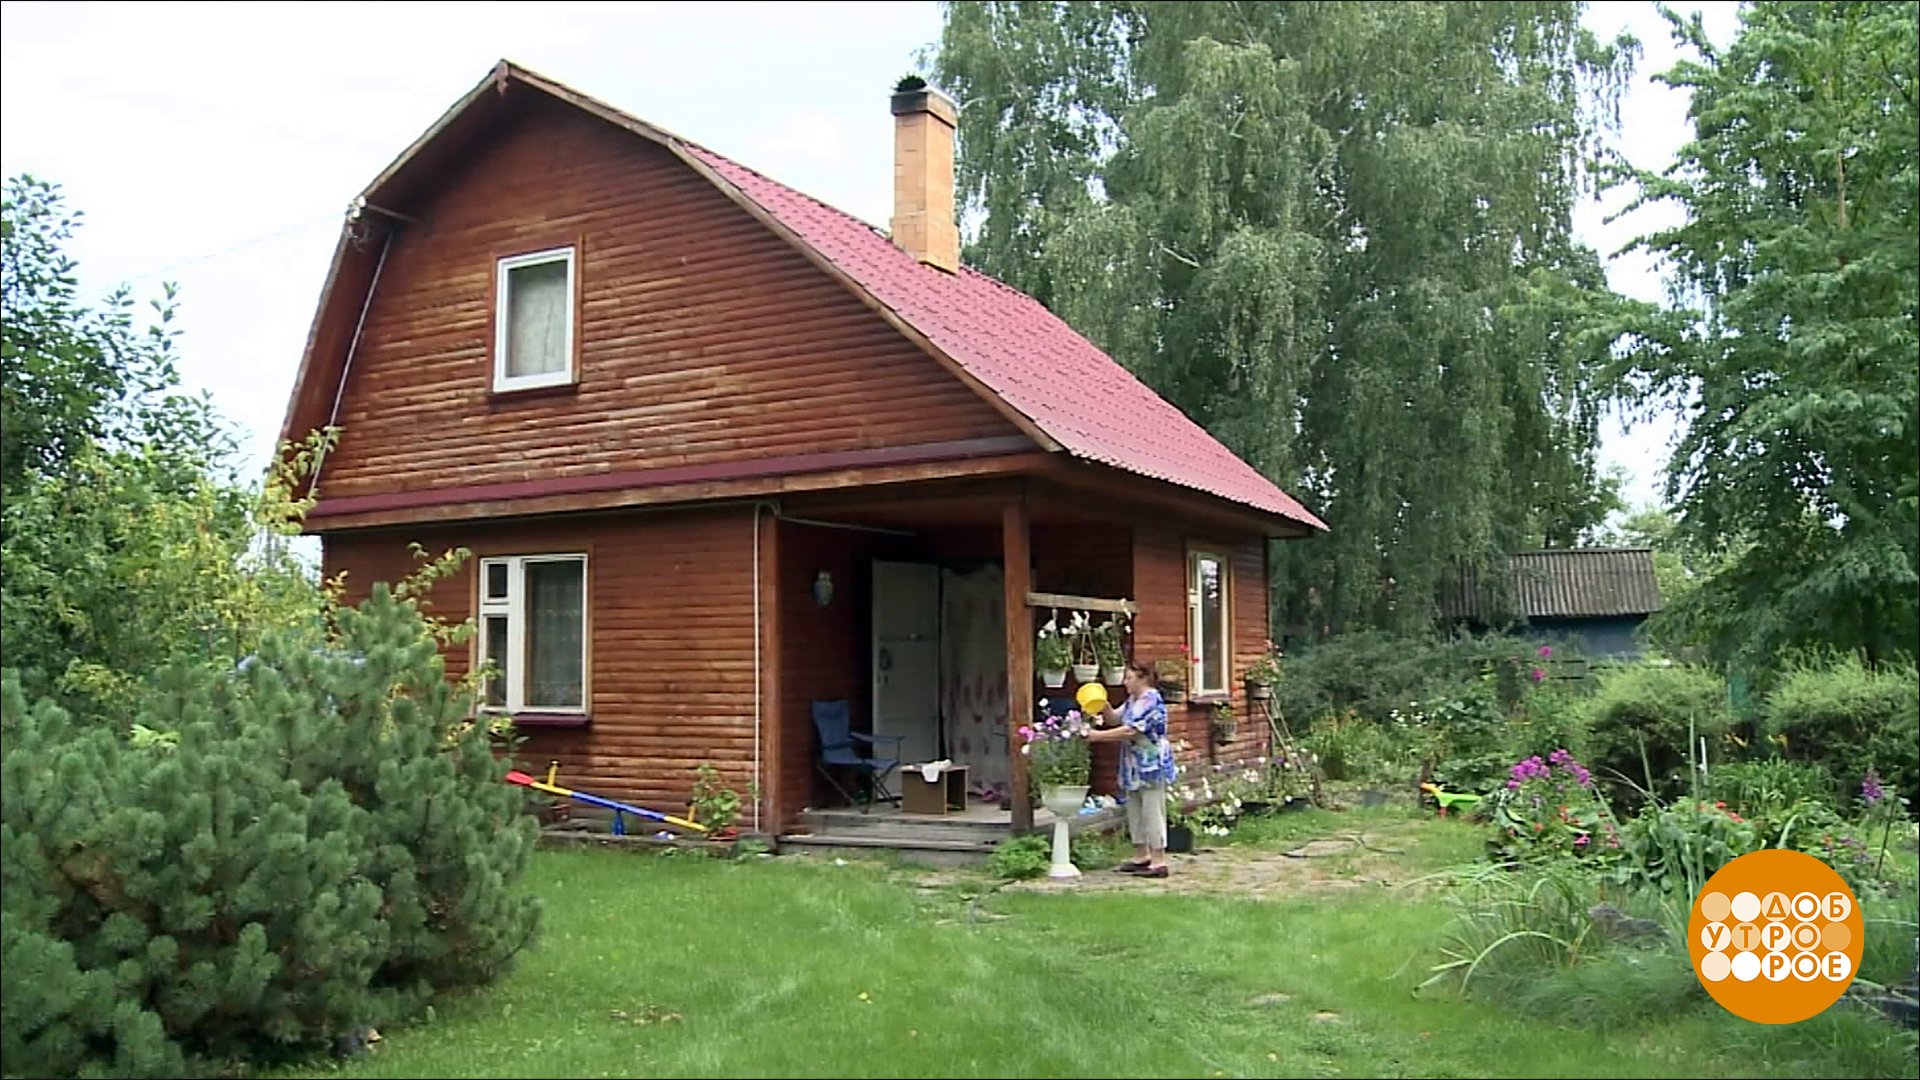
477, 554, 587, 712
1189, 551, 1229, 695
494, 247, 575, 391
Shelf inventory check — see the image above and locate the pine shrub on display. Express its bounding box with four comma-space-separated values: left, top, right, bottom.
1, 585, 542, 1078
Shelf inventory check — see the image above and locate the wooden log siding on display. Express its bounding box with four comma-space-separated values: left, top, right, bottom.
322, 508, 766, 820
314, 93, 1024, 505
1129, 522, 1272, 779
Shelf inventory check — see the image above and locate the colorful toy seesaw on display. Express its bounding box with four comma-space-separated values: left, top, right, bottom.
506, 761, 707, 836
1419, 781, 1485, 818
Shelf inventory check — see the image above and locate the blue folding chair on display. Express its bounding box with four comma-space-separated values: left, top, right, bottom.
811, 700, 904, 812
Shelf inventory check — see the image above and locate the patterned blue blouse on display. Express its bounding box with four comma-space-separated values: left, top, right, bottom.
1116, 687, 1177, 791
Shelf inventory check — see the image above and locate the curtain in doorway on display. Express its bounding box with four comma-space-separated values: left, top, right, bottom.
940, 565, 1009, 804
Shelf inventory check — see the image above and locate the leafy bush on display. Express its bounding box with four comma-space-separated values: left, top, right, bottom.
1503, 683, 1593, 765
987, 834, 1052, 880
0, 586, 542, 1078
1762, 655, 1918, 814
1401, 682, 1511, 794
1302, 709, 1400, 784
1709, 758, 1838, 822
689, 762, 744, 833
1274, 629, 1547, 728
1611, 799, 1762, 899
1577, 662, 1731, 809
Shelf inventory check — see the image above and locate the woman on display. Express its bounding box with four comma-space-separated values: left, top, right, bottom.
1085, 659, 1178, 877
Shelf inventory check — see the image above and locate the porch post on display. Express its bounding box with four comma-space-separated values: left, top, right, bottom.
755, 505, 781, 836
1002, 492, 1033, 831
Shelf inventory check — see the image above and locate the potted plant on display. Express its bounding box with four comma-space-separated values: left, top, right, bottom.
1244, 641, 1283, 701
1066, 610, 1100, 683
1210, 701, 1237, 745
1165, 785, 1197, 853
1153, 657, 1187, 704
689, 762, 742, 840
1094, 613, 1130, 684
1020, 709, 1092, 804
1035, 618, 1071, 687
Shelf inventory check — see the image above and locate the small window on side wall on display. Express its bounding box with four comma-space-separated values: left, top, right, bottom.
1188, 550, 1229, 696
494, 247, 576, 392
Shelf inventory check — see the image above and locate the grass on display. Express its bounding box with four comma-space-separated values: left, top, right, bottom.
269, 808, 1919, 1079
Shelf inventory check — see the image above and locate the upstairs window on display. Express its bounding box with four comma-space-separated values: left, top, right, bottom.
494, 247, 576, 392
1188, 550, 1229, 696
478, 554, 587, 713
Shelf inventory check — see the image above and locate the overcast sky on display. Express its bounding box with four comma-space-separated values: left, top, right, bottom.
1, 0, 1742, 516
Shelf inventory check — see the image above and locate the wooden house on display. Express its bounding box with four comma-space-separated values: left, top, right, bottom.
278, 61, 1327, 843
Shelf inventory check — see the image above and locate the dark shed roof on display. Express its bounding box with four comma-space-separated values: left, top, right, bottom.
1441, 547, 1664, 622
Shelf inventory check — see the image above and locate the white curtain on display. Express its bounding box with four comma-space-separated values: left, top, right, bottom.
941, 565, 1009, 803
525, 561, 583, 707
507, 260, 569, 377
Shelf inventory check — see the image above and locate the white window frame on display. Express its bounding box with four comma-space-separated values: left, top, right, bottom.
1187, 550, 1230, 697
477, 553, 588, 714
493, 246, 577, 393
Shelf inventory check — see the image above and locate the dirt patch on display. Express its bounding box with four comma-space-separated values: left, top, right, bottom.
926, 816, 1457, 900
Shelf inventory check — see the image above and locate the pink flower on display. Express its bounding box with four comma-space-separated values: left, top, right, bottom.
1529, 667, 1545, 682
1538, 645, 1553, 659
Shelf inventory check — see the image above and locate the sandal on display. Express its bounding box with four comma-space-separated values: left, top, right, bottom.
1138, 865, 1170, 878
1114, 860, 1151, 873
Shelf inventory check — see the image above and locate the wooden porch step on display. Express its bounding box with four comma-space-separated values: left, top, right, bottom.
794, 811, 1012, 844
775, 831, 1003, 867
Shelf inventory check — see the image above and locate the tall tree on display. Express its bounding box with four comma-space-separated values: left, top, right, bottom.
931, 1, 1640, 636
0, 176, 227, 504
1617, 1, 1919, 670
1, 177, 321, 723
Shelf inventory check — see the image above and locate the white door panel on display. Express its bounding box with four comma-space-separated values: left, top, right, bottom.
872, 560, 942, 766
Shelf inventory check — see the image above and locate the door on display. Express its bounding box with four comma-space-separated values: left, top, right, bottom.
872, 560, 942, 766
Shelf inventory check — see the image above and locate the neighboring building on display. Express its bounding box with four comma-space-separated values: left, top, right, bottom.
277, 62, 1326, 838
1439, 547, 1664, 660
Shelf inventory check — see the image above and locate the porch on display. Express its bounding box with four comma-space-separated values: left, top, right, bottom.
754, 463, 1285, 847
765, 472, 1144, 840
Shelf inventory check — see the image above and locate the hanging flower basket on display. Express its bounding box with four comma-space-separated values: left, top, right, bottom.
1102, 665, 1126, 686
1070, 663, 1100, 683
1210, 703, 1237, 745
1041, 669, 1068, 688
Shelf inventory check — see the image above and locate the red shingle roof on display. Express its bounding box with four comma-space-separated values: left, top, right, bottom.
682, 146, 1326, 533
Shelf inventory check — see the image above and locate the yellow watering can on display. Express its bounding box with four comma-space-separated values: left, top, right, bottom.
1075, 682, 1110, 715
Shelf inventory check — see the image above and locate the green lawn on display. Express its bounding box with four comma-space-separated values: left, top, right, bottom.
274, 807, 1917, 1079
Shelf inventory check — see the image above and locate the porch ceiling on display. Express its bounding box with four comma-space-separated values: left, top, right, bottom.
777, 459, 1304, 540
777, 479, 1099, 533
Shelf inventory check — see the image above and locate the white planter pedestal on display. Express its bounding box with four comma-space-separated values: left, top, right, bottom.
1040, 784, 1090, 879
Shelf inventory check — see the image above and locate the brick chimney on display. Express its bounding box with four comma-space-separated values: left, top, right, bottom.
889, 77, 960, 273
